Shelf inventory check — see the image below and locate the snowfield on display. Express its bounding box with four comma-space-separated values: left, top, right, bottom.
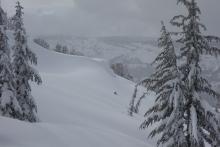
40, 36, 159, 82
0, 40, 156, 147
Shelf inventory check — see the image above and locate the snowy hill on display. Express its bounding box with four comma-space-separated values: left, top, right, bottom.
37, 36, 159, 82
37, 36, 220, 85
41, 36, 158, 62
2, 36, 219, 147
0, 39, 156, 147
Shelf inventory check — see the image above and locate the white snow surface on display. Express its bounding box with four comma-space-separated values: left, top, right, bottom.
41, 36, 159, 82
0, 40, 156, 147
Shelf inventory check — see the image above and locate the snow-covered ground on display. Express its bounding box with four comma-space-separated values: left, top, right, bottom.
39, 36, 159, 82
2, 34, 219, 147
40, 35, 220, 85
42, 36, 158, 62
0, 40, 156, 147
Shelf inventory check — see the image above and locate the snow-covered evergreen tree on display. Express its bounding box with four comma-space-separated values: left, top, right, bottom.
170, 0, 220, 146
0, 5, 21, 119
130, 22, 188, 146
130, 1, 220, 146
13, 1, 42, 122
55, 43, 62, 53
0, 5, 7, 26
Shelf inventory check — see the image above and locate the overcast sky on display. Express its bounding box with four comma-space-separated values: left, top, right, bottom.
2, 0, 220, 37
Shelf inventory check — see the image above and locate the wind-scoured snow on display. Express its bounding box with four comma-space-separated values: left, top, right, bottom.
0, 40, 156, 147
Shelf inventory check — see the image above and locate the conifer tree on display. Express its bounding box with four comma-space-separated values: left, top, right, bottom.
13, 1, 42, 122
130, 22, 188, 146
170, 0, 220, 146
0, 5, 21, 119
130, 0, 220, 146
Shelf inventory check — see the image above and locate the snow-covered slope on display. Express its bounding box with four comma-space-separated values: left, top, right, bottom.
42, 36, 158, 62
38, 36, 159, 82
40, 36, 220, 85
0, 40, 156, 147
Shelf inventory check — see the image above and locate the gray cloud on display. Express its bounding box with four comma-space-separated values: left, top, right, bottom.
3, 0, 220, 37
